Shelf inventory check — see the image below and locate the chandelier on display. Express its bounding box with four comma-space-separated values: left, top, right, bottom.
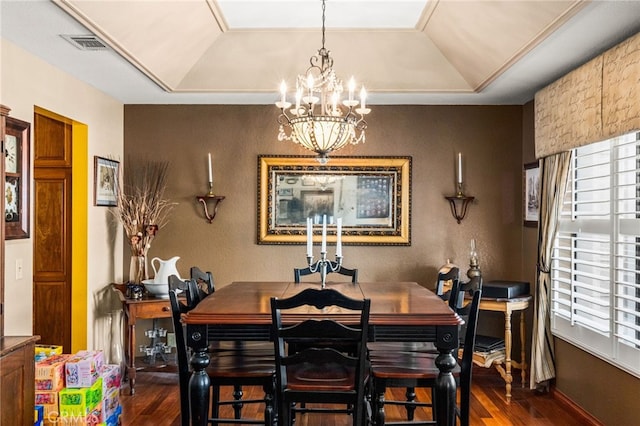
276, 0, 371, 164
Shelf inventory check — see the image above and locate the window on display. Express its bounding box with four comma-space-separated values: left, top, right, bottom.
551, 131, 640, 377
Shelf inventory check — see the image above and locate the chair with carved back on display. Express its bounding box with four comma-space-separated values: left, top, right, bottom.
294, 265, 358, 283
368, 278, 483, 426
168, 277, 276, 426
367, 266, 461, 355
270, 288, 371, 426
189, 265, 214, 299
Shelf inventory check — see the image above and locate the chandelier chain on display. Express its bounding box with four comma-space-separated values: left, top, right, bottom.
321, 0, 326, 51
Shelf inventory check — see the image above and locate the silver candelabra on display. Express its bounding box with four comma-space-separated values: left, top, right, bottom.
306, 252, 343, 289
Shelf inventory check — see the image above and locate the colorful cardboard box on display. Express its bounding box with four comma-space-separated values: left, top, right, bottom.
35, 354, 71, 391
35, 345, 63, 361
105, 405, 121, 426
35, 390, 58, 406
59, 378, 103, 417
101, 387, 120, 420
100, 364, 121, 394
35, 405, 44, 426
65, 351, 104, 388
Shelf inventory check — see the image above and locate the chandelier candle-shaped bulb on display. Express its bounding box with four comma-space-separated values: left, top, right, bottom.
348, 78, 355, 102
307, 74, 315, 101
360, 87, 367, 109
457, 153, 463, 184
280, 81, 287, 104
336, 218, 342, 257
295, 89, 302, 115
321, 214, 327, 253
306, 217, 313, 257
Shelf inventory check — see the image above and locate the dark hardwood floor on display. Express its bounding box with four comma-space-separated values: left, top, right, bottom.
119, 368, 583, 425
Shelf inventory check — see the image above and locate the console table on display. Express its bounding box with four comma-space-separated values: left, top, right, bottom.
478, 295, 532, 401
112, 284, 176, 395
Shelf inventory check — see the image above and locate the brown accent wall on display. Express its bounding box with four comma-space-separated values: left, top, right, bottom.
124, 105, 525, 290
555, 339, 640, 425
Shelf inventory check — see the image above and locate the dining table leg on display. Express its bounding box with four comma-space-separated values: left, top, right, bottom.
188, 326, 210, 426
435, 326, 458, 426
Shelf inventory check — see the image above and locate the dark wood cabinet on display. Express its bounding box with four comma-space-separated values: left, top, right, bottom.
0, 336, 39, 426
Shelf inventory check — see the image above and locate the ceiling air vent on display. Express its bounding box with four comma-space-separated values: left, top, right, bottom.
60, 35, 109, 51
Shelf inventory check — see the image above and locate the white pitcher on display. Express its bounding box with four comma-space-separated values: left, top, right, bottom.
151, 256, 181, 284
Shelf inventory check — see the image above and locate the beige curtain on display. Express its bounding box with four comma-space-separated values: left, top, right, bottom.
530, 151, 571, 389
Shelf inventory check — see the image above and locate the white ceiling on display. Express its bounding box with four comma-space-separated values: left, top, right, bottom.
2, 0, 640, 105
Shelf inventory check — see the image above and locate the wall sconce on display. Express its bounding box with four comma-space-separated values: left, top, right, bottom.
445, 153, 475, 224
196, 153, 225, 223
197, 192, 225, 223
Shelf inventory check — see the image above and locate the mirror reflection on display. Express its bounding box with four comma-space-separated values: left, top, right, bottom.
274, 172, 394, 229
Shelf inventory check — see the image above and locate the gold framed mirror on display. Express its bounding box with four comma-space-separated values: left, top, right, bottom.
258, 155, 411, 245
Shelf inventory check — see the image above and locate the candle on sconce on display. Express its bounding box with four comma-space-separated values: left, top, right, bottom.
208, 153, 213, 184
336, 218, 342, 257
306, 218, 313, 257
321, 214, 327, 253
457, 152, 463, 184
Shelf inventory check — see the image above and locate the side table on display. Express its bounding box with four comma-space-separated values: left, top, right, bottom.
478, 295, 531, 401
112, 284, 175, 395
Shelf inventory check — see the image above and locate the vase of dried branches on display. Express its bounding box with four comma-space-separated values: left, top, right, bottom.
114, 158, 176, 285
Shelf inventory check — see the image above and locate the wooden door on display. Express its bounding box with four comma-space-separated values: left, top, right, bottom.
33, 112, 72, 351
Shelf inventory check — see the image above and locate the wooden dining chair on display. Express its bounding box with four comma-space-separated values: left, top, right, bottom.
293, 265, 358, 283
169, 279, 276, 426
369, 284, 483, 426
189, 265, 214, 298
367, 267, 461, 355
270, 288, 371, 426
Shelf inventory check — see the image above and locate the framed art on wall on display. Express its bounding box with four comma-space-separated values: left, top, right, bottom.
258, 155, 412, 245
524, 161, 541, 227
94, 156, 119, 207
4, 116, 30, 239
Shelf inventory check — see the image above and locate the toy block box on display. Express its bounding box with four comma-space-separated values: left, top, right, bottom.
35, 405, 44, 426
35, 345, 63, 361
35, 390, 58, 406
59, 378, 103, 417
101, 387, 120, 420
100, 364, 121, 393
35, 354, 72, 391
65, 351, 104, 388
105, 405, 121, 426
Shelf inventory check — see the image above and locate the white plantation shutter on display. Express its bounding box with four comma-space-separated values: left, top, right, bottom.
551, 131, 640, 376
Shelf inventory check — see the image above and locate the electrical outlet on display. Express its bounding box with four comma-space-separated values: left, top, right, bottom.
16, 259, 23, 280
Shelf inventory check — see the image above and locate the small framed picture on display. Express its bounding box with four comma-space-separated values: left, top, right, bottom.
94, 156, 119, 206
524, 161, 541, 227
5, 116, 30, 240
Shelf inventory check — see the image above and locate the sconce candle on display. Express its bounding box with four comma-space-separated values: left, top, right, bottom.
457, 152, 463, 184
208, 153, 213, 184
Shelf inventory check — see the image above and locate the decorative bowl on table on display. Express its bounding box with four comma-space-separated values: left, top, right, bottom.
142, 279, 169, 299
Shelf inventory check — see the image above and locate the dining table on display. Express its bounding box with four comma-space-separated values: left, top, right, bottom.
182, 281, 463, 426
